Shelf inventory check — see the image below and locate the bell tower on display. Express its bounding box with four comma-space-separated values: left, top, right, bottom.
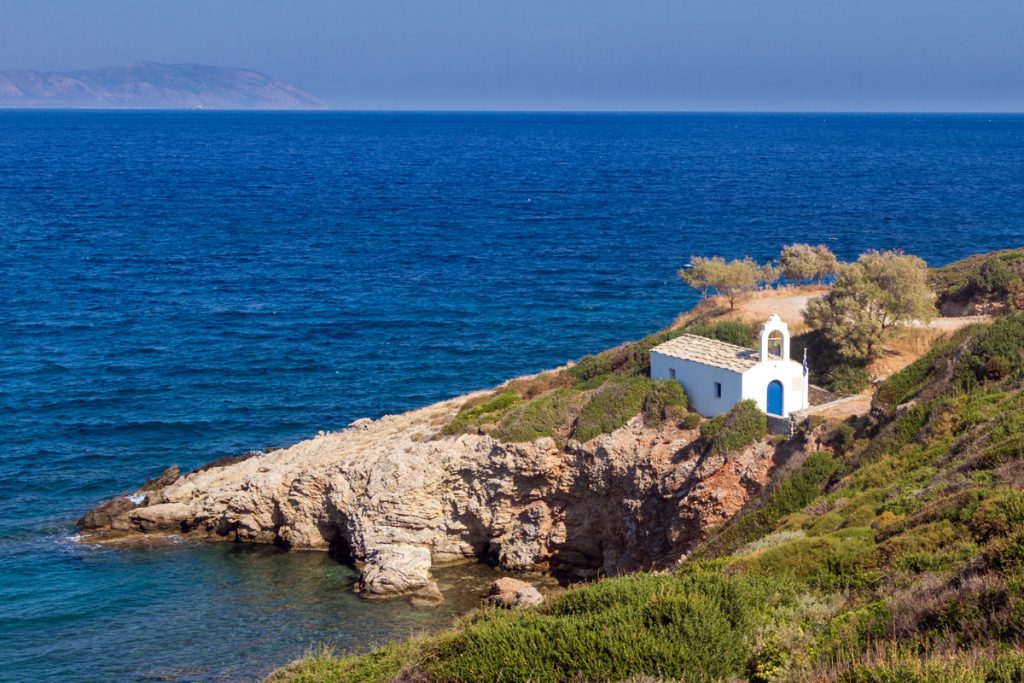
759, 313, 790, 362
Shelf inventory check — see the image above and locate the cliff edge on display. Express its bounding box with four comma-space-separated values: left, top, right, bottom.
78, 389, 787, 599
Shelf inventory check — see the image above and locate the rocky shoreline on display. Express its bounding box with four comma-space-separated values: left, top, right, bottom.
79, 386, 793, 601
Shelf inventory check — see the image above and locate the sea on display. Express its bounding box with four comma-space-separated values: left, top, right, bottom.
2, 111, 1023, 682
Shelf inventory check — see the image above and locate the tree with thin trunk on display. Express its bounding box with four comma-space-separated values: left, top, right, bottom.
680, 256, 771, 309
710, 257, 762, 310
678, 256, 722, 300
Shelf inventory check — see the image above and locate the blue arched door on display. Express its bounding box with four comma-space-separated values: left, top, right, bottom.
767, 380, 784, 416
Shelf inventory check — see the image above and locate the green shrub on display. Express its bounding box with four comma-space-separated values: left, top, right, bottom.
878, 520, 977, 573
987, 651, 1024, 683
826, 364, 872, 395
970, 490, 1024, 541
875, 348, 940, 414
443, 391, 522, 435
683, 412, 702, 430
641, 379, 688, 425
424, 571, 776, 683
700, 414, 724, 441
573, 376, 651, 442
830, 422, 857, 457
747, 642, 791, 683
701, 399, 767, 457
856, 402, 932, 466
568, 354, 614, 384
974, 257, 1017, 297
930, 247, 1024, 304
493, 388, 584, 443
735, 527, 877, 590
685, 320, 758, 348
267, 642, 414, 683
823, 648, 1024, 683
957, 313, 1024, 389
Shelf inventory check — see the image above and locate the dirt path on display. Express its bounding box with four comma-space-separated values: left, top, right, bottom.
806, 392, 873, 420
733, 288, 825, 327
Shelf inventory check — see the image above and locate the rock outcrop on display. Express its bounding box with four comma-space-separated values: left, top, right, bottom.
486, 578, 544, 608
359, 545, 437, 598
79, 392, 785, 598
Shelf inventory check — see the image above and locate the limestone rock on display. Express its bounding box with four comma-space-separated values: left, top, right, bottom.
140, 465, 180, 492
485, 577, 544, 608
360, 545, 434, 597
77, 495, 137, 530
128, 502, 193, 533
78, 389, 787, 597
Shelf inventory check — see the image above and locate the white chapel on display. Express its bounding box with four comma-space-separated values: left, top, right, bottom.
649, 314, 809, 418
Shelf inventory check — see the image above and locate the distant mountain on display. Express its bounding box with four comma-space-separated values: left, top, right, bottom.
0, 61, 326, 110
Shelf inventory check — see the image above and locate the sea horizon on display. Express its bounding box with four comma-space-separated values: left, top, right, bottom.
4, 108, 1024, 114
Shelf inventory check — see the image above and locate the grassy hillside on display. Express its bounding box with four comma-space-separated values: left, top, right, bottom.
273, 311, 1024, 682
439, 318, 754, 444
930, 248, 1024, 312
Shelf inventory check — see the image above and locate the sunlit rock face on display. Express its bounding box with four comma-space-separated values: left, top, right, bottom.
80, 392, 782, 598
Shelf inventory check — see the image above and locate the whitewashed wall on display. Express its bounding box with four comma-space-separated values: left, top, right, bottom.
741, 360, 809, 416
650, 352, 743, 417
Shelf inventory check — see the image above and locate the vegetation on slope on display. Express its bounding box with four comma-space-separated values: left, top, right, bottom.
277, 310, 1024, 683
440, 319, 751, 443
930, 247, 1024, 311
699, 399, 768, 457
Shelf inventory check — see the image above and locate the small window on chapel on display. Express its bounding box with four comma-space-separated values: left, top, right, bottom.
714, 382, 722, 398
669, 368, 676, 380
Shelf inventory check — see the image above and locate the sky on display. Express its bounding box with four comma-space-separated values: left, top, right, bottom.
1, 0, 1023, 111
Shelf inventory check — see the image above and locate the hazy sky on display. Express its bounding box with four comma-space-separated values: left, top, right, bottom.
2, 0, 1023, 111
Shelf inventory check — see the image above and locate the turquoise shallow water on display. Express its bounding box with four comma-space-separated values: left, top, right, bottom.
2, 112, 1023, 682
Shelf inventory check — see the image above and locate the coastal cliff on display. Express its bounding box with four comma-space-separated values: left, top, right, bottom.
79, 388, 785, 599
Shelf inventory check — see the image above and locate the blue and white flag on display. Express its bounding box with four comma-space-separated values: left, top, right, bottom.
802, 348, 808, 376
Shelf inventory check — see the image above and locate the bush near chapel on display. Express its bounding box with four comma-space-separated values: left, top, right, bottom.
572, 376, 652, 443
699, 399, 767, 456
804, 250, 936, 361
641, 379, 688, 425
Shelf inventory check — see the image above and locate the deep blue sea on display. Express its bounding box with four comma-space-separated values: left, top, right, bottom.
2, 111, 1023, 682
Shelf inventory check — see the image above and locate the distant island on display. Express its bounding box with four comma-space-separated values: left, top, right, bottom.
0, 61, 326, 110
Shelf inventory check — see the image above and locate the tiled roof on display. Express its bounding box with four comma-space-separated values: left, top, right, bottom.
650, 334, 760, 373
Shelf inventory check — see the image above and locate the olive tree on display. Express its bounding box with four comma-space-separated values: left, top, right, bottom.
713, 258, 763, 309
779, 243, 838, 283
804, 250, 936, 360
759, 262, 780, 290
680, 256, 774, 309
677, 256, 722, 300
812, 245, 839, 283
